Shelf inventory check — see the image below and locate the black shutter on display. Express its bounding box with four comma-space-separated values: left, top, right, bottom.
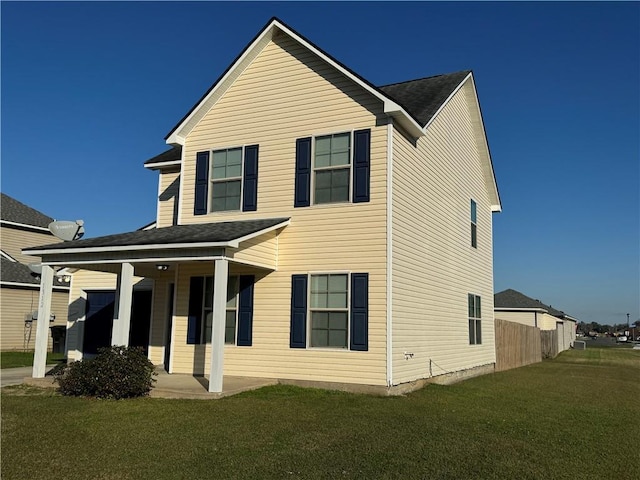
350, 273, 368, 351
194, 152, 210, 215
353, 129, 371, 203
237, 275, 255, 346
294, 137, 312, 207
290, 274, 308, 348
187, 277, 204, 344
242, 145, 259, 212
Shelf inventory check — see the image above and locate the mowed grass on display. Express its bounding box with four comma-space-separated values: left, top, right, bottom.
2, 348, 639, 480
0, 351, 66, 369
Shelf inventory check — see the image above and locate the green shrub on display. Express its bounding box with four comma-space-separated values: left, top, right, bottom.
54, 346, 156, 399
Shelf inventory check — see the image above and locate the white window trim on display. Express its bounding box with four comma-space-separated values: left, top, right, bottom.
468, 293, 482, 345
208, 145, 245, 213
470, 198, 478, 249
307, 271, 351, 350
310, 131, 354, 206
200, 274, 239, 345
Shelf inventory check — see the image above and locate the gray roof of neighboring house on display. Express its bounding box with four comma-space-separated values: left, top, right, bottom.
1, 257, 67, 288
1, 193, 54, 228
379, 70, 472, 127
494, 288, 568, 319
25, 217, 290, 252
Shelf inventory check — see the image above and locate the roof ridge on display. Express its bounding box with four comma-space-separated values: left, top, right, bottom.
378, 70, 471, 89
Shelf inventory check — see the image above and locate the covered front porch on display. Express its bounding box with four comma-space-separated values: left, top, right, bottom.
23, 218, 289, 394
24, 368, 278, 399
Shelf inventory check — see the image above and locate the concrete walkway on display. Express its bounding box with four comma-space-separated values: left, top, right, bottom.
1, 366, 38, 388
5, 365, 278, 399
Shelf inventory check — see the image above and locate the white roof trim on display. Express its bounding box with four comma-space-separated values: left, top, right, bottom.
166, 19, 425, 145
24, 219, 290, 256
423, 72, 501, 212
495, 307, 548, 313
422, 72, 472, 133
0, 280, 69, 291
144, 160, 182, 170
1, 250, 17, 262
229, 218, 290, 248
1, 220, 51, 233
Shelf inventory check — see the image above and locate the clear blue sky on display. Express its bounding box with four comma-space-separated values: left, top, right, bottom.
2, 2, 638, 326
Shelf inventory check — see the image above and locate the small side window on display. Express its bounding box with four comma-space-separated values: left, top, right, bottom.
471, 199, 477, 248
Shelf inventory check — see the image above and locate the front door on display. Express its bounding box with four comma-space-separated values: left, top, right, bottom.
130, 290, 152, 355
164, 284, 174, 372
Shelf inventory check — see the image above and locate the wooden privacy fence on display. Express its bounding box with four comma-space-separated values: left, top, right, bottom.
540, 329, 559, 359
495, 319, 542, 372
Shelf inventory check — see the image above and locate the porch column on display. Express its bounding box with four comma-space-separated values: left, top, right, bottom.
112, 262, 134, 346
209, 258, 228, 393
32, 265, 54, 378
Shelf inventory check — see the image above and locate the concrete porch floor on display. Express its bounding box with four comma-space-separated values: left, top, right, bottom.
21, 367, 278, 400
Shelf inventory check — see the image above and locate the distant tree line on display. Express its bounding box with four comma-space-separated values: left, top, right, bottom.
577, 319, 640, 334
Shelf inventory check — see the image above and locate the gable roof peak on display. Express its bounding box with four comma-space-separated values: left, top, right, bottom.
164, 16, 425, 144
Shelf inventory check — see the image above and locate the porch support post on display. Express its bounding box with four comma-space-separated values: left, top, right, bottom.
32, 265, 54, 378
209, 258, 228, 393
112, 262, 134, 346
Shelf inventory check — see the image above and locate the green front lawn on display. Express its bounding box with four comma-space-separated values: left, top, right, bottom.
2, 348, 639, 480
0, 351, 66, 369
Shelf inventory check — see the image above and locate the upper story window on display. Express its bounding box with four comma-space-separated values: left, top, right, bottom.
470, 199, 477, 248
314, 133, 351, 204
295, 129, 370, 207
211, 148, 243, 212
194, 145, 259, 216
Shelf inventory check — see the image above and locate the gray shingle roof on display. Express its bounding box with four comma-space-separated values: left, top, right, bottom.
26, 218, 290, 252
379, 70, 471, 127
144, 146, 182, 166
1, 257, 67, 287
494, 289, 567, 318
1, 193, 54, 228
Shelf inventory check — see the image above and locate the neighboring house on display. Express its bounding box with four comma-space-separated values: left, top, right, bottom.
494, 288, 577, 352
1, 193, 70, 352
25, 18, 501, 393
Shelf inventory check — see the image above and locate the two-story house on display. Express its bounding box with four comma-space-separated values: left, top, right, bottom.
26, 18, 501, 394
1, 193, 70, 352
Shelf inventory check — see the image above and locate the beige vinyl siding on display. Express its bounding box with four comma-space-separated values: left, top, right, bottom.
391, 81, 496, 385
229, 230, 279, 270
169, 34, 389, 385
66, 270, 151, 361
0, 285, 68, 351
157, 168, 180, 228
538, 313, 561, 331
494, 310, 538, 328
1, 226, 61, 264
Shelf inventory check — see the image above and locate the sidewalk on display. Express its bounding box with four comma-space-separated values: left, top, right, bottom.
0, 366, 49, 388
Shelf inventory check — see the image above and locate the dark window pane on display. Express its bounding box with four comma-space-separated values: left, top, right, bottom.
225, 310, 236, 344
469, 319, 475, 345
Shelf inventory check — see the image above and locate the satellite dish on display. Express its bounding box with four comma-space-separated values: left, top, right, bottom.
49, 220, 85, 241
28, 263, 42, 275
